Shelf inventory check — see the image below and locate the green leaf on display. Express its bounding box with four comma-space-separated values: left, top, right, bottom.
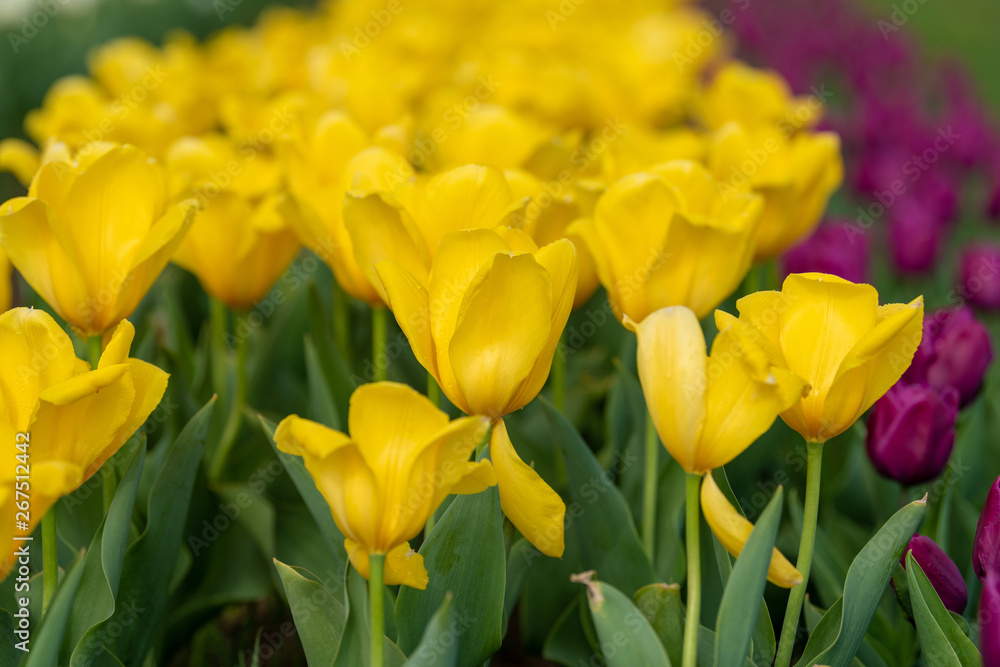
793, 497, 928, 667
65, 440, 146, 666
304, 335, 342, 429
260, 415, 347, 577
335, 564, 405, 667
543, 596, 601, 666
403, 593, 458, 667
575, 572, 671, 667
395, 448, 505, 667
274, 559, 346, 667
23, 551, 85, 667
542, 399, 655, 595
715, 486, 784, 667
98, 398, 216, 665
504, 538, 536, 635
905, 553, 982, 667
0, 610, 16, 667
308, 281, 354, 420
634, 583, 685, 667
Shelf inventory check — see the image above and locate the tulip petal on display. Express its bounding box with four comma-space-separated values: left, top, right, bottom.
0, 139, 40, 187
824, 297, 924, 437
490, 419, 565, 557
697, 326, 808, 471
624, 306, 706, 473
409, 165, 513, 255
0, 198, 92, 331
450, 253, 553, 418
345, 193, 430, 303
0, 308, 78, 431
700, 474, 802, 588
448, 459, 498, 495
31, 460, 85, 499
346, 539, 429, 590
508, 238, 578, 413
374, 260, 438, 379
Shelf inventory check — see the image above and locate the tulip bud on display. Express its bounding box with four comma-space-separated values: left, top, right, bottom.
866, 382, 959, 486
980, 570, 1000, 666
888, 197, 946, 274
782, 220, 869, 284
901, 535, 968, 614
904, 307, 994, 407
974, 475, 1000, 580
959, 243, 1000, 310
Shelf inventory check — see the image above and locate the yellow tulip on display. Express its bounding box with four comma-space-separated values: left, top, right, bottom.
0, 142, 196, 337
720, 273, 924, 443
0, 309, 168, 578
274, 382, 494, 589
708, 123, 843, 260
343, 164, 531, 302
700, 62, 821, 131
0, 139, 40, 187
625, 305, 808, 474
571, 160, 763, 323
165, 135, 301, 310
700, 474, 803, 588
280, 110, 413, 305
373, 227, 577, 556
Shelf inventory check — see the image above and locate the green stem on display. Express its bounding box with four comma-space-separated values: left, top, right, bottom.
642, 411, 659, 561
372, 307, 388, 382
209, 297, 229, 398
41, 510, 58, 615
744, 263, 761, 296
427, 372, 441, 408
89, 336, 118, 511
682, 473, 702, 667
552, 335, 566, 412
211, 314, 248, 480
369, 553, 386, 667
333, 280, 351, 361
775, 440, 824, 666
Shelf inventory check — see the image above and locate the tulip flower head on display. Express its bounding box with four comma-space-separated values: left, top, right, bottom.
274, 382, 494, 589
723, 273, 924, 443
701, 474, 802, 588
958, 243, 1000, 311
901, 535, 968, 614
866, 382, 959, 486
700, 62, 822, 132
980, 570, 1000, 666
0, 142, 197, 337
625, 305, 809, 474
974, 475, 1000, 580
904, 307, 994, 408
0, 308, 168, 577
572, 160, 764, 322
374, 227, 576, 557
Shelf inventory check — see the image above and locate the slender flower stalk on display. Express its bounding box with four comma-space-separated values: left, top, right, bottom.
333, 281, 351, 361
427, 372, 441, 409
552, 337, 566, 413
211, 313, 248, 480
682, 473, 701, 667
371, 306, 388, 382
89, 335, 118, 511
642, 411, 658, 560
41, 511, 57, 615
776, 440, 823, 666
369, 553, 385, 667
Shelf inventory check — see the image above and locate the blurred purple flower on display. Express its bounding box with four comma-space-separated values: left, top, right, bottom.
974, 475, 1000, 580
901, 535, 968, 614
981, 570, 1000, 667
866, 382, 959, 486
959, 244, 1000, 310
888, 197, 947, 274
782, 221, 869, 283
904, 307, 994, 407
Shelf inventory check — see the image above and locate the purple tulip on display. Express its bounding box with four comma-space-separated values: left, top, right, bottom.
901, 535, 968, 614
981, 570, 1000, 667
987, 175, 1000, 221
866, 382, 959, 486
974, 476, 1000, 580
959, 244, 1000, 310
904, 307, 995, 407
888, 197, 947, 274
782, 221, 869, 284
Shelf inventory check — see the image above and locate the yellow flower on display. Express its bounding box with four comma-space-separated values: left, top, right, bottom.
274, 382, 494, 589
280, 110, 413, 305
0, 143, 196, 337
0, 309, 168, 578
571, 160, 763, 322
165, 135, 300, 310
0, 139, 41, 187
343, 164, 530, 301
625, 305, 808, 474
708, 123, 843, 260
700, 62, 821, 131
720, 273, 924, 443
700, 474, 803, 588
374, 227, 577, 556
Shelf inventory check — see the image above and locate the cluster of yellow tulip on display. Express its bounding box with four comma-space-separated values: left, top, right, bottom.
0, 1, 924, 665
